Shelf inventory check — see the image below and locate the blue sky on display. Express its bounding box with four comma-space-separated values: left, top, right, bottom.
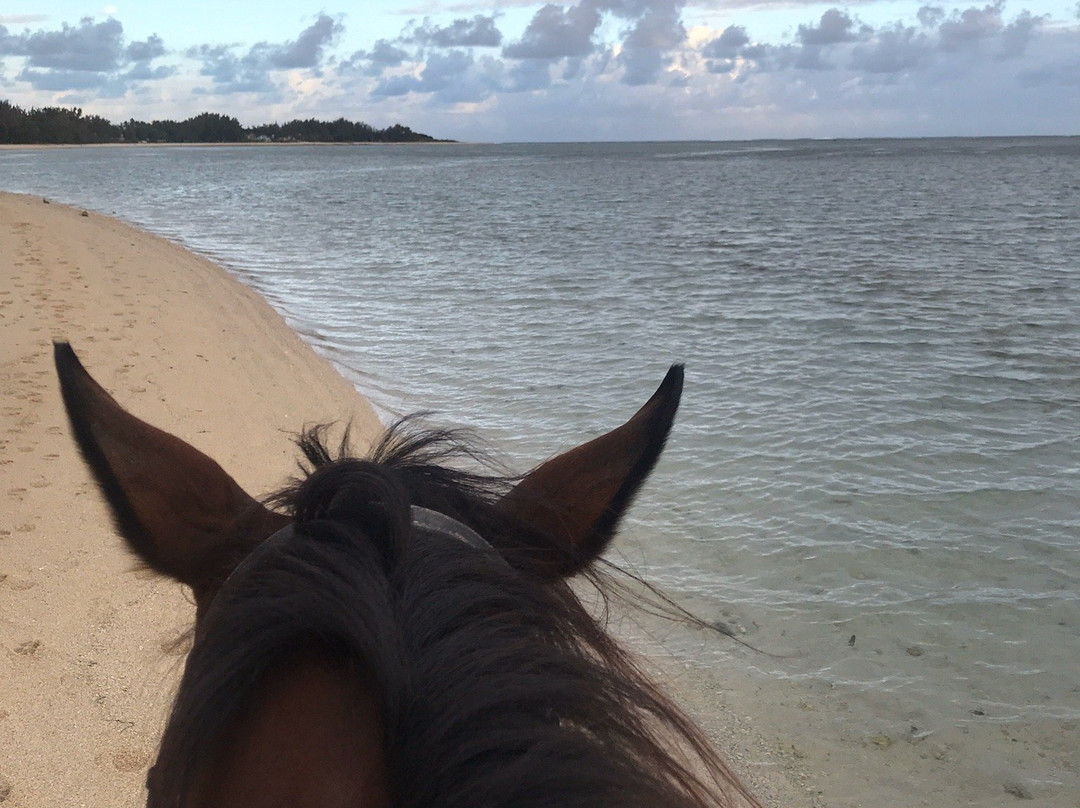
1, 1, 1077, 141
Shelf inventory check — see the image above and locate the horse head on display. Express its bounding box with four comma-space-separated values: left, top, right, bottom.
55, 341, 756, 808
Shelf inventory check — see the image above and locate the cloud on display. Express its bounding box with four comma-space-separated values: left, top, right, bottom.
1019, 59, 1080, 86
371, 39, 411, 67
703, 25, 749, 60
372, 48, 502, 104
188, 14, 343, 95
786, 9, 871, 71
372, 73, 420, 97
3, 2, 1078, 140
126, 34, 166, 63
667, 1, 1078, 140
416, 49, 474, 93
187, 44, 273, 94
506, 57, 553, 91
0, 16, 174, 92
1017, 25, 1080, 85
15, 67, 111, 91
717, 2, 1058, 80
266, 13, 342, 69
918, 7, 946, 29
503, 3, 603, 59
797, 9, 861, 46
0, 14, 48, 25
615, 0, 687, 85
344, 38, 412, 77
849, 23, 931, 74
124, 34, 174, 82
937, 1, 1005, 51
501, 0, 687, 85
411, 15, 503, 48
13, 17, 125, 72
997, 10, 1044, 59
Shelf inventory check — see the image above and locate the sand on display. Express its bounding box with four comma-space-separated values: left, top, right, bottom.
0, 192, 380, 806
5, 191, 1068, 808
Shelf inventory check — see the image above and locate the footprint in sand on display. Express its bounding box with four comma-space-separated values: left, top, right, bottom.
14, 639, 41, 656
0, 772, 12, 802
108, 749, 150, 773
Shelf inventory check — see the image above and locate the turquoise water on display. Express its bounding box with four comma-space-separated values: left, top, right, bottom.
4, 139, 1078, 744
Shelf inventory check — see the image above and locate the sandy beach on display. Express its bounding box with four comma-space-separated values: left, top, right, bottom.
0, 192, 383, 806
4, 191, 1073, 808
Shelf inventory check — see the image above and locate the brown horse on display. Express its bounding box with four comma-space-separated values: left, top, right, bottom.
54, 341, 760, 808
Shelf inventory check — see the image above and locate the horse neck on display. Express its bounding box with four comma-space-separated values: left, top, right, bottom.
183, 650, 390, 808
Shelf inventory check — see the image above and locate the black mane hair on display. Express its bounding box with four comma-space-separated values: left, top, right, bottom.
151, 421, 759, 808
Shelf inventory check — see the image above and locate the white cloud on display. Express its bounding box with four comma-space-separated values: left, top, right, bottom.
2, 2, 1077, 140
408, 15, 503, 47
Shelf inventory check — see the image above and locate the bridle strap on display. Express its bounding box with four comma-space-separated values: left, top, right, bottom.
410, 505, 494, 551
223, 507, 498, 591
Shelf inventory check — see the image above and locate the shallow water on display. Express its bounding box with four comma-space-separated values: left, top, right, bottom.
4, 138, 1078, 756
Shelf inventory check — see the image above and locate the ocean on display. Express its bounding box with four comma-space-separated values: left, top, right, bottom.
4, 138, 1078, 796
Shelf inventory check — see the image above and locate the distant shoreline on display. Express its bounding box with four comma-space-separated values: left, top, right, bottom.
0, 140, 460, 150
3, 135, 1075, 151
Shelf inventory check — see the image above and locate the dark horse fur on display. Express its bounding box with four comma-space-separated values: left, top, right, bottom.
54, 341, 759, 808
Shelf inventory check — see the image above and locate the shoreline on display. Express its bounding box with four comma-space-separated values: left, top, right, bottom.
3, 134, 1076, 153
0, 192, 384, 806
0, 140, 460, 151
0, 193, 804, 807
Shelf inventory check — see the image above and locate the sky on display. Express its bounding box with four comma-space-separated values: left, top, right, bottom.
0, 0, 1077, 141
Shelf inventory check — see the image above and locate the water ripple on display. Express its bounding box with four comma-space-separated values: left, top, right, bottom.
4, 138, 1078, 727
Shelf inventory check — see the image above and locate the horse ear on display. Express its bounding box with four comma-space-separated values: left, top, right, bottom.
500, 365, 683, 577
54, 342, 286, 605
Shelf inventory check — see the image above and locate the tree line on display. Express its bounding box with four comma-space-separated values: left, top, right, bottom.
0, 101, 442, 145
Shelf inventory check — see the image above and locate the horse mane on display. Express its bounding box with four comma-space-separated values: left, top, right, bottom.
152, 420, 760, 808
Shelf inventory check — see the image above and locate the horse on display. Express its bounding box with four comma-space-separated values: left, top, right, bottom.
54, 341, 760, 808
